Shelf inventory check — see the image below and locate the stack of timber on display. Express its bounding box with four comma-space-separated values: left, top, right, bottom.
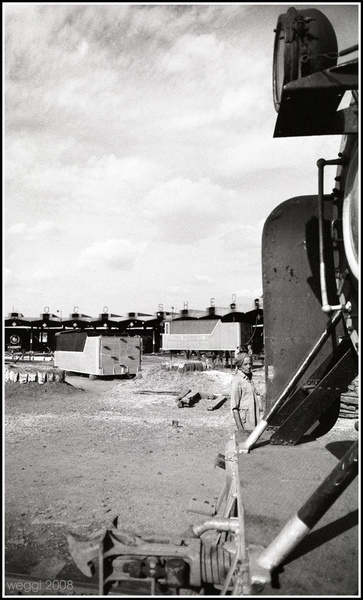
161, 361, 209, 372
4, 364, 65, 384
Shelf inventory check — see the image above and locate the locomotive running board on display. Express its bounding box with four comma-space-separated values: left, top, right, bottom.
269, 341, 358, 445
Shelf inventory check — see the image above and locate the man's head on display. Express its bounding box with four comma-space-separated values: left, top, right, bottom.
235, 352, 252, 375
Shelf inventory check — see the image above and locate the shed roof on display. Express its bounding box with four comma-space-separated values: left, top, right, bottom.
5, 316, 38, 327
221, 311, 246, 322
88, 318, 121, 328
61, 318, 93, 328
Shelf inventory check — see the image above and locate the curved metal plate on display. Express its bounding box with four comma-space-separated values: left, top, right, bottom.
262, 195, 346, 411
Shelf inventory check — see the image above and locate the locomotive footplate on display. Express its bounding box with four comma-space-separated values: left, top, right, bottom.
234, 429, 358, 594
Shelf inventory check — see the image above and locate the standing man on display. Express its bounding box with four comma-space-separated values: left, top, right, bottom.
230, 352, 260, 431
247, 343, 253, 367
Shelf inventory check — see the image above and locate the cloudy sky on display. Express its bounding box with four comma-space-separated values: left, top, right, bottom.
4, 3, 359, 319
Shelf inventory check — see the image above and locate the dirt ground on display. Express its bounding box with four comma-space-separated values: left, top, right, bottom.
5, 357, 249, 580
4, 355, 357, 595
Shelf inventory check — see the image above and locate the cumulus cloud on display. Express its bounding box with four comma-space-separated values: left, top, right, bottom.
7, 220, 58, 238
78, 238, 147, 270
77, 39, 89, 58
169, 109, 217, 131
33, 269, 54, 281
217, 221, 264, 253
142, 177, 238, 244
194, 274, 214, 285
34, 220, 57, 233
8, 223, 26, 235
219, 81, 269, 122
4, 4, 358, 316
161, 33, 225, 74
4, 268, 12, 283
17, 154, 171, 222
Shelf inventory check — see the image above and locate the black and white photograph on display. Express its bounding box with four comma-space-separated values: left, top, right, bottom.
4, 2, 359, 596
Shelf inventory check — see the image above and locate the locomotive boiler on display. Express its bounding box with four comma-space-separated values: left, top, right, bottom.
67, 7, 358, 595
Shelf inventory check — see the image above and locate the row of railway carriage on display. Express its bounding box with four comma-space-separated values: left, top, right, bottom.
4, 302, 263, 358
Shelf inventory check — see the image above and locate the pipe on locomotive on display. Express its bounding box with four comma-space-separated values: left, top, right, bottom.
317, 157, 344, 313
192, 516, 239, 537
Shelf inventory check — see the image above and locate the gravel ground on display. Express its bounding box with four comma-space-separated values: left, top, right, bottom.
4, 355, 356, 594
5, 357, 248, 578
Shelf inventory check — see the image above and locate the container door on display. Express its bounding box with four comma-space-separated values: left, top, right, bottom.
100, 337, 122, 375
119, 337, 142, 375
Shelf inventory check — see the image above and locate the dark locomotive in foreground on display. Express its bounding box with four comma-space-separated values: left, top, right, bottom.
68, 8, 358, 594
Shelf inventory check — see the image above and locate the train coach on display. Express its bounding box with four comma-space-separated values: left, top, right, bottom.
161, 307, 263, 357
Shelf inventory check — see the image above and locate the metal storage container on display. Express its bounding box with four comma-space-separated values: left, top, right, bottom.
54, 331, 141, 377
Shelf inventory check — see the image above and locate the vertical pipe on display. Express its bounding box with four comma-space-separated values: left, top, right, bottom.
98, 536, 104, 596
232, 458, 251, 596
317, 158, 343, 313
